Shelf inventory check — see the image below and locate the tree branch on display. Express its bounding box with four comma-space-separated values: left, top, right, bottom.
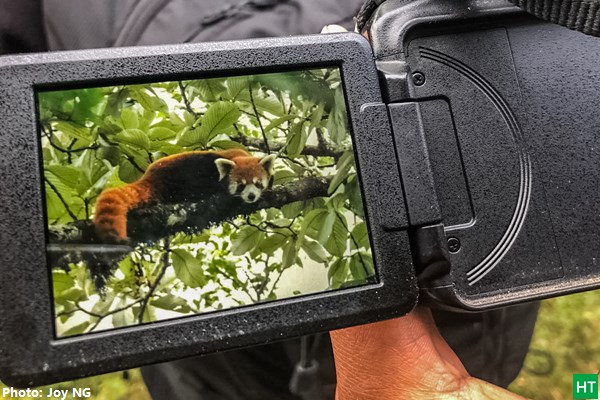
234, 134, 343, 158
138, 239, 171, 323
178, 81, 199, 118
41, 125, 100, 159
47, 176, 330, 254
47, 177, 329, 289
248, 82, 271, 153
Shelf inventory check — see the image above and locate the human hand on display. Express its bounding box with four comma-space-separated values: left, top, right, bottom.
330, 306, 527, 400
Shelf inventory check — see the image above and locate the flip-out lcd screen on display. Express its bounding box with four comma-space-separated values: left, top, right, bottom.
38, 68, 375, 337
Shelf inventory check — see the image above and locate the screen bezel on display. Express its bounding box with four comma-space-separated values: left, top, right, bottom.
0, 33, 417, 386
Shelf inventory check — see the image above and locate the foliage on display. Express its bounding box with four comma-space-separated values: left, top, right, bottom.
40, 69, 374, 336
510, 290, 600, 399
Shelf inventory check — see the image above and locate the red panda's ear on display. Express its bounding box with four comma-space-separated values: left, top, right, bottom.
214, 158, 236, 181
259, 154, 277, 175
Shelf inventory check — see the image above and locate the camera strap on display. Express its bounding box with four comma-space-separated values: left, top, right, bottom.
356, 0, 600, 36
289, 334, 326, 399
510, 0, 600, 35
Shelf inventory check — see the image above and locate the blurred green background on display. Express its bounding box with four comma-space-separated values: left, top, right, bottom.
510, 290, 600, 399
2, 290, 599, 399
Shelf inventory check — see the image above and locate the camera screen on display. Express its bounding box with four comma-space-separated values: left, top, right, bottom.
38, 68, 375, 338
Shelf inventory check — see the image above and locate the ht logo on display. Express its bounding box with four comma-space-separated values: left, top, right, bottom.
573, 374, 599, 399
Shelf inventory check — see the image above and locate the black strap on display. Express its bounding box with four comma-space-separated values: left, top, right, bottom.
356, 0, 600, 36
289, 334, 325, 399
355, 0, 387, 32
509, 0, 600, 36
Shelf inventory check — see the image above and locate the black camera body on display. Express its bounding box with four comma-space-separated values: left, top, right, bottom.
369, 0, 600, 309
0, 0, 598, 386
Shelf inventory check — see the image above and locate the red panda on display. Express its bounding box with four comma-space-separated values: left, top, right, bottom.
93, 149, 276, 244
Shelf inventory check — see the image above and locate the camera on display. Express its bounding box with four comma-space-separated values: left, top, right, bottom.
0, 0, 598, 386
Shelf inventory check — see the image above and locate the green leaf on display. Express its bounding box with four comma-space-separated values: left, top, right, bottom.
258, 233, 289, 255
349, 254, 367, 282
54, 286, 87, 302
115, 128, 151, 151
273, 169, 297, 186
324, 213, 348, 257
328, 258, 349, 289
286, 121, 307, 157
52, 271, 75, 296
118, 159, 143, 183
264, 115, 297, 132
151, 294, 193, 313
177, 127, 200, 147
198, 101, 241, 144
317, 210, 336, 245
138, 107, 157, 131
112, 298, 130, 328
118, 256, 134, 280
159, 143, 185, 155
226, 77, 249, 100
139, 304, 156, 323
45, 173, 73, 205
112, 312, 128, 328
260, 71, 336, 108
62, 321, 91, 336
328, 151, 354, 194
281, 238, 297, 269
326, 88, 349, 145
171, 249, 206, 288
130, 88, 168, 113
329, 192, 347, 211
54, 121, 93, 144
346, 174, 365, 217
100, 166, 126, 190
351, 222, 370, 250
70, 88, 107, 124
209, 140, 246, 150
44, 186, 66, 222
168, 111, 186, 127
91, 291, 116, 315
46, 165, 81, 188
187, 78, 227, 102
299, 209, 328, 243
120, 107, 139, 129
267, 292, 277, 301
231, 225, 264, 256
183, 110, 197, 126
148, 127, 176, 141
281, 200, 304, 219
302, 239, 329, 263
251, 92, 285, 117
309, 102, 325, 131
97, 145, 122, 166
361, 253, 375, 277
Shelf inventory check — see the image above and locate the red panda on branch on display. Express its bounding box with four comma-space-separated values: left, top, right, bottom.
93, 149, 276, 244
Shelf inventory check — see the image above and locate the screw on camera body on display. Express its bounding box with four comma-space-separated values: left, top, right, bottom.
447, 237, 461, 253
412, 71, 425, 86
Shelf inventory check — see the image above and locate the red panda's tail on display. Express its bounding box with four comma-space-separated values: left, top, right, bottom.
93, 182, 152, 244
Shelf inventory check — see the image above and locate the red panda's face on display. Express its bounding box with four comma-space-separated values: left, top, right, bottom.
215, 154, 276, 203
